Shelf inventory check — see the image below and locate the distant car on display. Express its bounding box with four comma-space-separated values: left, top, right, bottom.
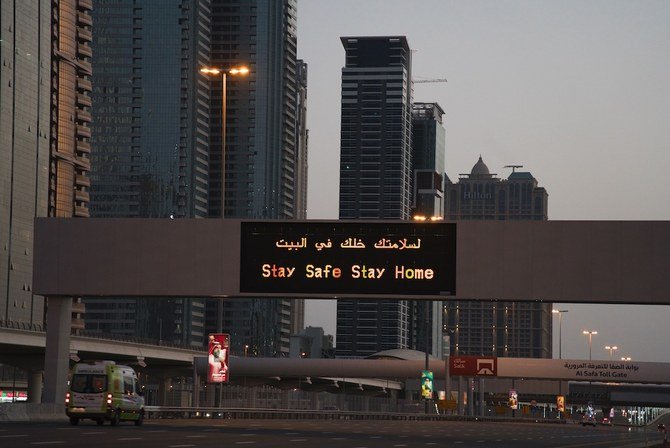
601, 416, 612, 426
582, 413, 597, 427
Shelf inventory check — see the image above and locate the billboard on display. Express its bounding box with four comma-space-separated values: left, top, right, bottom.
207, 333, 230, 383
240, 222, 457, 296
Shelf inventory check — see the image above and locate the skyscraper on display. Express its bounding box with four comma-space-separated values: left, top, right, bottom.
443, 157, 551, 358
205, 0, 305, 356
411, 102, 447, 220
409, 102, 447, 358
336, 36, 413, 358
86, 0, 212, 346
1, 0, 92, 330
339, 36, 413, 220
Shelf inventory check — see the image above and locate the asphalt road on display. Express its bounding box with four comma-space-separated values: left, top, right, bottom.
0, 419, 665, 448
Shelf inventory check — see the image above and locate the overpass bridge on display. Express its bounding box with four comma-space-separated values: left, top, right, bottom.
3, 323, 670, 410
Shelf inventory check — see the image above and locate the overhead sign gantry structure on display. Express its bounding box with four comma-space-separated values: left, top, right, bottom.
33, 218, 670, 405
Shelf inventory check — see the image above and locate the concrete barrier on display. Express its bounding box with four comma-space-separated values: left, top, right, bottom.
0, 403, 67, 422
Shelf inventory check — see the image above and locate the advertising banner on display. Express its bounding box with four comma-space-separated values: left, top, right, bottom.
508, 389, 518, 410
421, 370, 434, 399
557, 395, 565, 413
207, 333, 230, 383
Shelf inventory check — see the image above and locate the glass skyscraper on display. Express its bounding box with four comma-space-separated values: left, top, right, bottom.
85, 0, 211, 346
336, 36, 413, 358
205, 0, 305, 357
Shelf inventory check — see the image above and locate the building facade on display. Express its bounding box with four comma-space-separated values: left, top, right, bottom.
409, 103, 447, 358
336, 36, 413, 358
204, 0, 305, 357
443, 157, 552, 358
85, 0, 212, 347
0, 0, 91, 330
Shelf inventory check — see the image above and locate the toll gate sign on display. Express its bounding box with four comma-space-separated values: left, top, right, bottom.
239, 221, 456, 296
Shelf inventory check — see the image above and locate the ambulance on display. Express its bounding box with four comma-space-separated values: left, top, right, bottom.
65, 361, 145, 426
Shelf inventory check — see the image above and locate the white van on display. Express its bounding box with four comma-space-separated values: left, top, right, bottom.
65, 361, 144, 426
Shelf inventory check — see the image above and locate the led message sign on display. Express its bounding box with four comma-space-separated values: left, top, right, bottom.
240, 222, 456, 296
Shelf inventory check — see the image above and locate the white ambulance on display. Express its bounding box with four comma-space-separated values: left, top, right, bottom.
65, 361, 144, 426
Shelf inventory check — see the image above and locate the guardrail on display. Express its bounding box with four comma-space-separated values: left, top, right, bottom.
144, 406, 568, 423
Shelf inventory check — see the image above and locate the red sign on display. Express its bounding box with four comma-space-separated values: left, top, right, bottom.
207, 333, 230, 383
450, 356, 497, 376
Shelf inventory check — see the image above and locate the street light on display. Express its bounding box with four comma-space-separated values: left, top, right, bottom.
605, 345, 618, 360
552, 309, 568, 359
199, 66, 250, 218
582, 330, 598, 360
244, 344, 249, 357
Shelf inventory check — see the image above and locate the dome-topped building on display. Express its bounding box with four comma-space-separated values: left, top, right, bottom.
470, 155, 493, 178
444, 159, 550, 359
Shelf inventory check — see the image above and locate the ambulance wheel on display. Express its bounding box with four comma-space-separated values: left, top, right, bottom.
69, 417, 79, 426
134, 412, 144, 426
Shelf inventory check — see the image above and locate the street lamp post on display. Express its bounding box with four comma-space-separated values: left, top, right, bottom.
582, 330, 598, 360
199, 66, 249, 218
552, 309, 568, 359
605, 345, 618, 360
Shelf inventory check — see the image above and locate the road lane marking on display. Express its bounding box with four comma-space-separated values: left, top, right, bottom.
82, 432, 105, 435
118, 438, 143, 441
185, 435, 207, 438
168, 445, 195, 447
30, 442, 65, 445
1, 434, 29, 438
289, 439, 306, 442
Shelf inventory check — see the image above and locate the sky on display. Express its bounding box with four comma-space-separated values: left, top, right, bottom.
296, 0, 670, 362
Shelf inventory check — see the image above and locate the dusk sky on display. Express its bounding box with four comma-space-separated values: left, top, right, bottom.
296, 0, 670, 362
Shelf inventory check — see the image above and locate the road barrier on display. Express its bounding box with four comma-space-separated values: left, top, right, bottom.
144, 406, 567, 423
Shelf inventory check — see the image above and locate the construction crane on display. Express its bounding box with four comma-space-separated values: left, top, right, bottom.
413, 78, 448, 84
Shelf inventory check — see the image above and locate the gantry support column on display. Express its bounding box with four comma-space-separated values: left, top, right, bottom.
43, 296, 72, 404
28, 370, 44, 403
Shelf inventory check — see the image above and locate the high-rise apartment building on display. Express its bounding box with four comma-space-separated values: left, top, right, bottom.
443, 157, 551, 358
339, 36, 413, 220
411, 102, 446, 219
1, 0, 91, 330
85, 0, 212, 347
205, 0, 305, 356
336, 36, 413, 358
409, 103, 447, 358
